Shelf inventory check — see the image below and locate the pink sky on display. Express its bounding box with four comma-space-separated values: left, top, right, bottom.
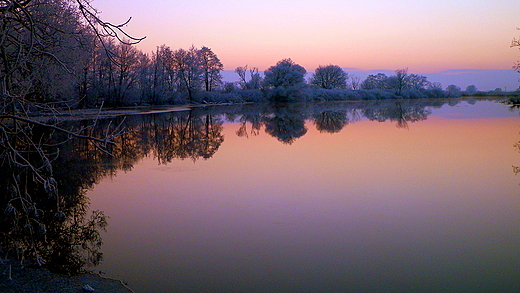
94, 0, 519, 74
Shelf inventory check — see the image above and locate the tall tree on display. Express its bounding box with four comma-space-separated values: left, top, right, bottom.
171, 46, 201, 102
235, 66, 248, 89
112, 42, 139, 105
387, 68, 409, 95
198, 46, 223, 92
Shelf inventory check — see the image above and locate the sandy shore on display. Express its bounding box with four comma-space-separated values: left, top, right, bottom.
0, 260, 133, 293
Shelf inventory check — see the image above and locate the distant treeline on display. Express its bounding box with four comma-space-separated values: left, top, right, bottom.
1, 1, 517, 110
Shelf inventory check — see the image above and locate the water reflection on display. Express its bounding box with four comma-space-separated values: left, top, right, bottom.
0, 124, 114, 275
1, 98, 513, 276
362, 101, 431, 129
149, 113, 224, 163
264, 104, 308, 144
313, 110, 350, 133
515, 133, 520, 177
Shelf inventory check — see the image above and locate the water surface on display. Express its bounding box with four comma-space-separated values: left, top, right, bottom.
88, 99, 520, 292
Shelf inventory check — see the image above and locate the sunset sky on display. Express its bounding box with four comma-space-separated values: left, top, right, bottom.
94, 0, 520, 89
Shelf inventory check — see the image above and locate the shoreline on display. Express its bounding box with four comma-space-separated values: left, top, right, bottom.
0, 260, 134, 293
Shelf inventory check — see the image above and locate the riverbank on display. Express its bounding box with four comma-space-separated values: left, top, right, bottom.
0, 260, 133, 293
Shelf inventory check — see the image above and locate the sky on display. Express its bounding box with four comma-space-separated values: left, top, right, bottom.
94, 0, 520, 90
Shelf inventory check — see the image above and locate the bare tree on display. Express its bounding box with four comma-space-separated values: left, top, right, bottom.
387, 68, 409, 95
361, 73, 389, 90
348, 75, 361, 90
235, 65, 248, 89
171, 46, 201, 102
0, 0, 143, 270
407, 74, 430, 90
512, 30, 520, 73
113, 42, 139, 105
235, 65, 262, 90
248, 67, 263, 90
199, 46, 223, 92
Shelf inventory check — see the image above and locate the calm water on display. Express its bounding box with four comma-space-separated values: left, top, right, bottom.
86, 99, 520, 292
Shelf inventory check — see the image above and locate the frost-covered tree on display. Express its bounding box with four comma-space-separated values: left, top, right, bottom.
235, 65, 262, 90
428, 82, 443, 90
198, 46, 223, 91
152, 45, 176, 96
387, 68, 409, 95
446, 84, 462, 97
465, 85, 478, 95
248, 67, 263, 90
0, 0, 93, 102
112, 42, 139, 105
348, 75, 362, 90
310, 65, 348, 89
235, 65, 248, 89
0, 0, 144, 273
263, 59, 306, 88
171, 46, 202, 101
407, 74, 430, 90
134, 51, 153, 103
361, 73, 389, 90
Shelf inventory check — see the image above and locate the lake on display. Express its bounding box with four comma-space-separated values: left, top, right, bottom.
84, 99, 520, 292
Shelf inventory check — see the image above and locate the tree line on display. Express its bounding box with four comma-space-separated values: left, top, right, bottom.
1, 1, 494, 111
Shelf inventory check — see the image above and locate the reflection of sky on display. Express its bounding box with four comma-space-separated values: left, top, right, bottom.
89, 101, 520, 292
430, 100, 520, 119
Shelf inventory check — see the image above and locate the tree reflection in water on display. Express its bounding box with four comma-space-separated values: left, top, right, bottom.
264, 104, 308, 144
151, 112, 224, 163
0, 98, 463, 275
313, 110, 350, 133
235, 99, 443, 143
0, 124, 114, 275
